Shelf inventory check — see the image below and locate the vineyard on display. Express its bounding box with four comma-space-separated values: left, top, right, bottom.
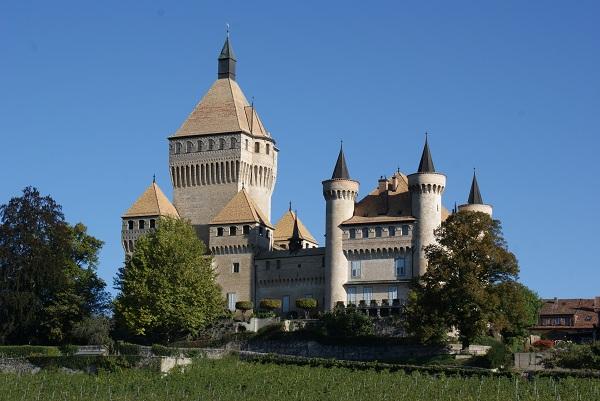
0, 357, 599, 401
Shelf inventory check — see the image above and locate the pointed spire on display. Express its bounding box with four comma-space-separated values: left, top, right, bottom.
417, 133, 435, 173
468, 170, 484, 204
331, 142, 350, 179
288, 210, 303, 253
218, 32, 237, 80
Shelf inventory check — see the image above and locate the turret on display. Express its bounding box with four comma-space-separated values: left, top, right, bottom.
408, 136, 446, 276
322, 145, 359, 310
458, 170, 492, 216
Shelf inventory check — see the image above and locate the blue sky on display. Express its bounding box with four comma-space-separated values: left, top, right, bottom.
1, 1, 599, 298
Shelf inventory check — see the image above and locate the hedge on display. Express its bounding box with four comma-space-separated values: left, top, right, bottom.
0, 345, 61, 357
116, 341, 142, 355
26, 355, 145, 373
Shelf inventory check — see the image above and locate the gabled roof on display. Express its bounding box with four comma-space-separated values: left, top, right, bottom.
417, 136, 435, 173
122, 182, 179, 218
331, 146, 350, 179
171, 78, 269, 138
468, 171, 484, 205
273, 209, 318, 244
210, 188, 273, 227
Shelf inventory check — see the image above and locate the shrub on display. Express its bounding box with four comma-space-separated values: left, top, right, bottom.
71, 316, 114, 349
0, 345, 60, 357
296, 298, 318, 318
151, 344, 179, 357
235, 301, 253, 312
532, 339, 554, 350
59, 344, 79, 356
116, 341, 141, 355
468, 340, 512, 369
321, 309, 374, 338
260, 299, 282, 312
545, 342, 600, 370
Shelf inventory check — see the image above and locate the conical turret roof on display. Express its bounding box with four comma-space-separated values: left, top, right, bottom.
417, 136, 435, 173
331, 145, 350, 179
468, 171, 484, 205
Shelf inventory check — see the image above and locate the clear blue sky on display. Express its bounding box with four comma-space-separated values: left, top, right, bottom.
1, 1, 599, 298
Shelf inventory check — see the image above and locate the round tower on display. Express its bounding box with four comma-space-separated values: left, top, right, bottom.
408, 136, 446, 276
458, 170, 492, 216
322, 146, 359, 310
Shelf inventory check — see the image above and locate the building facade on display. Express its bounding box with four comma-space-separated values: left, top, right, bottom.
121, 36, 494, 315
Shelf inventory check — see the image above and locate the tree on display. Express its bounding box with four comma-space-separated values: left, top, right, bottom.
404, 211, 522, 348
322, 308, 374, 338
259, 299, 282, 313
492, 281, 542, 341
113, 217, 223, 343
235, 301, 253, 322
295, 298, 317, 319
0, 187, 109, 344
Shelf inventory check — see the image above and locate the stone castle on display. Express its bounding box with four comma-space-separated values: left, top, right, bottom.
121, 36, 493, 314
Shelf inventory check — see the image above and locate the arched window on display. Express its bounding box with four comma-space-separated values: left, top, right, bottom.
219, 138, 225, 150
186, 141, 194, 153
128, 220, 134, 230
230, 137, 237, 149
149, 219, 156, 229
139, 220, 145, 229
197, 140, 203, 151
229, 226, 237, 236
209, 139, 215, 150
175, 142, 182, 154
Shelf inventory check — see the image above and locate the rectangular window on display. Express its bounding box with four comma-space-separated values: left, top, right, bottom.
362, 228, 369, 238
395, 257, 406, 277
229, 226, 237, 236
401, 225, 409, 235
255, 142, 260, 153
128, 220, 134, 230
347, 287, 357, 305
388, 226, 396, 236
266, 261, 271, 271
363, 287, 373, 303
349, 228, 356, 239
149, 219, 156, 229
217, 227, 224, 237
138, 220, 145, 229
350, 260, 362, 278
243, 225, 250, 235
245, 139, 249, 150
266, 144, 270, 154
375, 227, 382, 237
388, 286, 398, 301
232, 263, 240, 273
282, 295, 290, 313
227, 293, 237, 311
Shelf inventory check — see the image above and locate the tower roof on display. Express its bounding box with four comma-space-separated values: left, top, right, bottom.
122, 181, 179, 218
273, 209, 318, 244
417, 136, 435, 173
467, 171, 484, 205
210, 188, 273, 227
331, 145, 350, 179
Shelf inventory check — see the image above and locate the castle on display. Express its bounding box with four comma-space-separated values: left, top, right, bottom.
121, 36, 493, 314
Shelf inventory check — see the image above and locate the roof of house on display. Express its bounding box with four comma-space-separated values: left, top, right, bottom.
170, 77, 269, 138
342, 171, 450, 225
122, 182, 179, 218
273, 209, 318, 244
534, 298, 600, 330
210, 188, 273, 227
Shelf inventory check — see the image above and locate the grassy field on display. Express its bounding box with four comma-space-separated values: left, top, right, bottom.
1, 357, 599, 401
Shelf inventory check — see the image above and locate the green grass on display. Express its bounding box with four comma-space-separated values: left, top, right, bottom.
1, 356, 599, 401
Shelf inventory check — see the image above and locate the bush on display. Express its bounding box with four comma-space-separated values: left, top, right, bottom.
70, 316, 113, 348
116, 341, 141, 355
260, 299, 282, 311
468, 340, 512, 369
151, 344, 179, 357
0, 345, 60, 357
296, 298, 318, 318
532, 339, 554, 350
321, 309, 374, 338
235, 301, 253, 311
545, 342, 600, 370
59, 344, 79, 356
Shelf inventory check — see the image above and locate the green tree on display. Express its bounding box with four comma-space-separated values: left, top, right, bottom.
404, 211, 522, 348
492, 281, 542, 341
0, 187, 109, 344
113, 217, 223, 343
295, 298, 317, 319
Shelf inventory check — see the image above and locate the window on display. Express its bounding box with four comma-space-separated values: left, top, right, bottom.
230, 137, 237, 149
209, 139, 215, 150
362, 228, 369, 238
243, 225, 250, 235
219, 138, 225, 150
217, 227, 224, 237
363, 287, 373, 303
127, 220, 134, 230
388, 286, 398, 301
175, 142, 182, 154
282, 296, 290, 313
375, 227, 382, 237
138, 220, 145, 229
245, 139, 249, 150
388, 226, 396, 236
123, 241, 129, 252
186, 141, 194, 153
266, 261, 271, 271
258, 226, 264, 236
266, 229, 270, 238
255, 142, 260, 153
350, 260, 362, 278
401, 225, 409, 236
347, 287, 357, 305
232, 263, 240, 273
227, 293, 237, 311
266, 144, 270, 154
276, 260, 281, 269
229, 226, 237, 236
395, 257, 406, 277
349, 228, 356, 239
149, 219, 156, 229
197, 140, 203, 151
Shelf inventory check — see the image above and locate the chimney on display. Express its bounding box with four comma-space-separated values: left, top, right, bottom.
378, 176, 388, 194
391, 174, 399, 191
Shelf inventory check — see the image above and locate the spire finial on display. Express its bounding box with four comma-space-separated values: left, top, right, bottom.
152, 174, 156, 183
226, 23, 230, 37
289, 201, 292, 212
218, 32, 236, 80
